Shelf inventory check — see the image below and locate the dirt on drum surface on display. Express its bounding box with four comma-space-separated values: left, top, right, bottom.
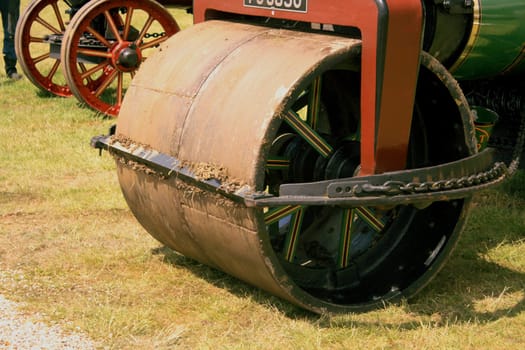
112, 133, 248, 193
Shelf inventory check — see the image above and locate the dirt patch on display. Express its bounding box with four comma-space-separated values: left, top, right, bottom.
185, 162, 247, 194
175, 180, 243, 209
110, 133, 152, 153
187, 162, 228, 183
0, 192, 40, 205
110, 134, 249, 195
117, 157, 158, 177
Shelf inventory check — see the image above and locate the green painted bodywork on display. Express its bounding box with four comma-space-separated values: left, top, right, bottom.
450, 0, 525, 80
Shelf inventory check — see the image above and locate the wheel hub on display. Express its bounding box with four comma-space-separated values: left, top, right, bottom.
279, 137, 361, 184
113, 42, 142, 72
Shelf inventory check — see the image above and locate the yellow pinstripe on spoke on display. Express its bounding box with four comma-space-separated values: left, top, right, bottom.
264, 205, 302, 226
338, 209, 355, 268
356, 207, 385, 232
266, 157, 290, 170
307, 77, 322, 130
284, 110, 333, 158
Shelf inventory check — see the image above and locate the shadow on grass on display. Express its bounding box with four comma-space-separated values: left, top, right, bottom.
0, 79, 24, 87
150, 171, 525, 328
150, 245, 313, 319
32, 83, 121, 119
35, 89, 65, 99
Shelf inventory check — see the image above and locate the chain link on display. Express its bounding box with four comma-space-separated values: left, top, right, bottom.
144, 32, 166, 39
357, 160, 508, 196
78, 32, 166, 47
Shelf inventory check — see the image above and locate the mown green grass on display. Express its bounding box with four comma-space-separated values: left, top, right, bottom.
0, 2, 524, 349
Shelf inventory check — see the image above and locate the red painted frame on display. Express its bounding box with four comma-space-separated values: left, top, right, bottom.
193, 0, 423, 175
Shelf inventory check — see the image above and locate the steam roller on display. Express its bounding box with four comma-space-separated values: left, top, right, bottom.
92, 0, 525, 314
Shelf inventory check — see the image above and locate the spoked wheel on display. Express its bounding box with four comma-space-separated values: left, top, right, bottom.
115, 21, 476, 313
61, 0, 179, 116
263, 61, 471, 306
15, 0, 73, 96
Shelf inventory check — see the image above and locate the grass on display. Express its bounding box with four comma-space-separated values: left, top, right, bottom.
1, 1, 524, 349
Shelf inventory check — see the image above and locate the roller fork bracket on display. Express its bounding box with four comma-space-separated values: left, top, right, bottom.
91, 135, 508, 209
195, 0, 424, 175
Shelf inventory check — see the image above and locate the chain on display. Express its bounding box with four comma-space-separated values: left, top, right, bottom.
144, 32, 166, 38
78, 32, 166, 47
357, 91, 525, 197
357, 161, 508, 196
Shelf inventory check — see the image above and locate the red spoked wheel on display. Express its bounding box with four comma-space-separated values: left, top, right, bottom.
15, 0, 73, 96
60, 0, 179, 117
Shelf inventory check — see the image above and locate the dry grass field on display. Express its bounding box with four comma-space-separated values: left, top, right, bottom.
0, 1, 524, 349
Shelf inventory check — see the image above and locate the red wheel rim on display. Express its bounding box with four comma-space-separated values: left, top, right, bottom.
15, 0, 72, 97
61, 0, 179, 117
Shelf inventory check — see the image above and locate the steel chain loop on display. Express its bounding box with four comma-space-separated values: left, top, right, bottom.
355, 101, 525, 198
144, 32, 166, 38
79, 32, 166, 46
357, 161, 508, 196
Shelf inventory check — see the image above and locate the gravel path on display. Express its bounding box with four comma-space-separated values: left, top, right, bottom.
0, 295, 96, 350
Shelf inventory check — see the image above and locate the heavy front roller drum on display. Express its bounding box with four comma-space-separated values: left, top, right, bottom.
115, 21, 474, 314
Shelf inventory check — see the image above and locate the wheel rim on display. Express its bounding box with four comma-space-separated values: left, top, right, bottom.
262, 62, 470, 305
61, 0, 179, 116
15, 0, 72, 96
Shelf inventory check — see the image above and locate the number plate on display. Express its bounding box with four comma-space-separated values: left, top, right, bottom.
243, 0, 308, 13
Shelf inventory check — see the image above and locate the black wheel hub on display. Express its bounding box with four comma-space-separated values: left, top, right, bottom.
283, 136, 361, 183
117, 46, 140, 69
